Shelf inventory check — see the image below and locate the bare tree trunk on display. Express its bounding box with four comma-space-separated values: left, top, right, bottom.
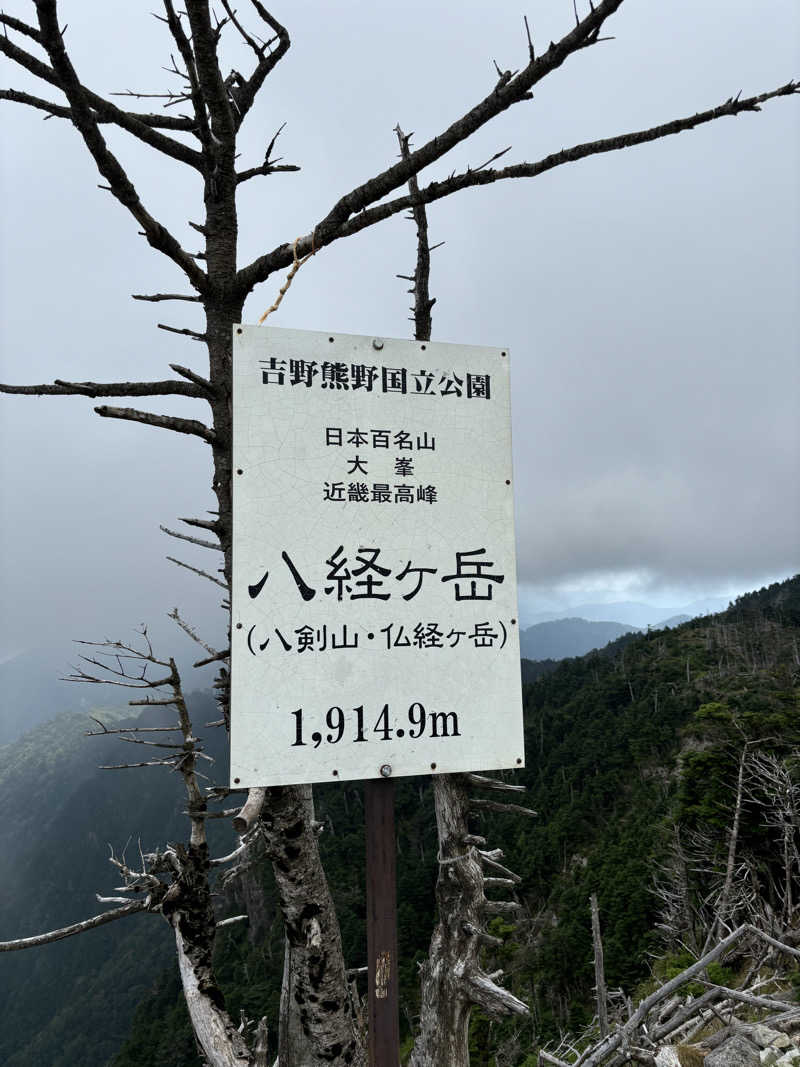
275, 786, 326, 1067
703, 744, 748, 953
260, 785, 364, 1067
410, 776, 527, 1066
590, 894, 609, 1037
174, 920, 253, 1067
277, 939, 314, 1067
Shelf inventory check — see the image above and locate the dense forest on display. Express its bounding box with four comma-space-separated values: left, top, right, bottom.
1, 576, 798, 1064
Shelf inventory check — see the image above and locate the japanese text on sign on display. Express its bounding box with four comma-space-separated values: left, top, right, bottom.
231, 326, 524, 788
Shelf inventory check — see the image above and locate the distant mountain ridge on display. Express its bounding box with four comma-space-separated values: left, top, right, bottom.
0, 646, 78, 745
519, 613, 692, 661
524, 596, 730, 629
0, 645, 219, 747
519, 617, 636, 660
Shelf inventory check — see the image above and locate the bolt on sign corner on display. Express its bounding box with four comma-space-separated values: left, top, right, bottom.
230, 325, 524, 788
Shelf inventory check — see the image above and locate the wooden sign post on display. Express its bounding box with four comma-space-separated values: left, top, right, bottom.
230, 324, 524, 1063
365, 777, 400, 1065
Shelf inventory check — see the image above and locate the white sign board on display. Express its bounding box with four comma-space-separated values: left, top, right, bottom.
230, 326, 524, 787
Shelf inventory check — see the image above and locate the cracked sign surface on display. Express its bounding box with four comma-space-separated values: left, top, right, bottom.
231, 325, 524, 787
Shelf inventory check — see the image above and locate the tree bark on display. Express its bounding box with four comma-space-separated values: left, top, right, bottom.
261, 785, 364, 1067
175, 923, 253, 1067
410, 776, 527, 1066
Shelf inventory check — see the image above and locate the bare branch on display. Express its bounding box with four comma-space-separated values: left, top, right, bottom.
237, 0, 625, 291
125, 699, 179, 709
0, 901, 147, 951
232, 120, 300, 184
539, 1052, 572, 1067
0, 85, 197, 136
0, 378, 203, 398
157, 322, 207, 341
194, 806, 240, 820
87, 721, 184, 736
132, 292, 201, 302
523, 15, 535, 61
581, 923, 800, 1067
236, 160, 300, 183
211, 842, 248, 867
166, 556, 228, 588
233, 787, 266, 833
649, 988, 721, 1043
464, 972, 528, 1017
19, 3, 207, 289
698, 983, 796, 1013
161, 1, 214, 152
0, 21, 201, 144
241, 77, 800, 294
482, 899, 520, 916
483, 877, 517, 890
226, 2, 291, 126
395, 126, 436, 342
116, 733, 183, 746
160, 525, 222, 551
0, 86, 73, 120
94, 405, 216, 442
470, 798, 538, 817
466, 773, 526, 793
64, 669, 168, 690
169, 363, 215, 394
179, 516, 220, 532
331, 81, 800, 246
478, 851, 522, 884
219, 0, 266, 59
0, 11, 42, 42
168, 607, 221, 656
193, 648, 230, 668
182, 3, 235, 142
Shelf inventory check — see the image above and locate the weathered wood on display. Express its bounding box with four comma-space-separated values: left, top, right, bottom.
365, 777, 400, 1066
590, 894, 609, 1037
261, 784, 363, 1067
409, 776, 527, 1067
174, 923, 252, 1067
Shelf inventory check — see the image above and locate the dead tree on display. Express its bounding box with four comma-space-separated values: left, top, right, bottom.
1, 3, 798, 1064
538, 923, 800, 1067
746, 750, 800, 932
0, 629, 262, 1065
394, 133, 536, 1060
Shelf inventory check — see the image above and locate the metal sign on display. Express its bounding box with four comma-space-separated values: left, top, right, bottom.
230, 326, 524, 787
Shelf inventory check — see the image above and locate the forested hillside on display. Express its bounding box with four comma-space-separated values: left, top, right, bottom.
114, 576, 800, 1064
1, 577, 798, 1064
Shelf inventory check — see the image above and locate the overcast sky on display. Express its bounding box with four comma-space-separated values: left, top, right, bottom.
1, 0, 798, 669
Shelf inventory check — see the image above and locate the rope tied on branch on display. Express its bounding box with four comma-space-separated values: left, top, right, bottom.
257, 231, 317, 323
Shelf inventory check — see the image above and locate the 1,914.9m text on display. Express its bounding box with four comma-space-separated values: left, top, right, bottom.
290, 702, 461, 748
